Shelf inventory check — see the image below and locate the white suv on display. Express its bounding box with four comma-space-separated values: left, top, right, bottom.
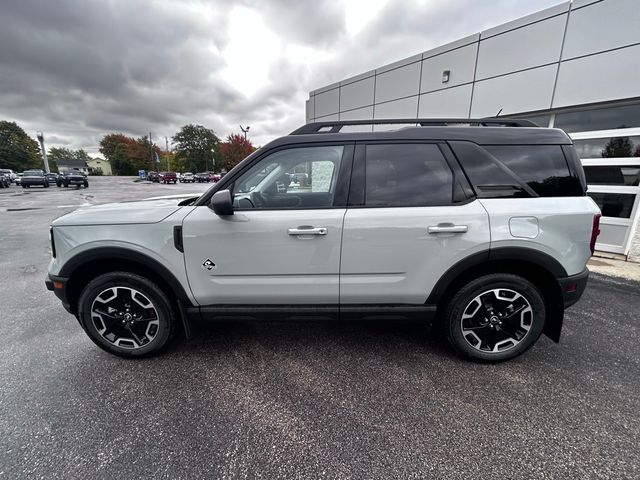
46, 119, 601, 362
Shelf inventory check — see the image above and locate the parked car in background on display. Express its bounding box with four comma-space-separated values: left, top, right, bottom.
0, 172, 10, 188
195, 172, 210, 183
211, 173, 221, 182
57, 171, 88, 188
21, 170, 49, 188
159, 172, 177, 184
14, 173, 23, 186
180, 172, 195, 183
147, 171, 160, 182
45, 172, 59, 184
0, 169, 16, 183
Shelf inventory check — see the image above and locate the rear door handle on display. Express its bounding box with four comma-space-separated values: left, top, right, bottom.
288, 227, 328, 236
428, 224, 468, 234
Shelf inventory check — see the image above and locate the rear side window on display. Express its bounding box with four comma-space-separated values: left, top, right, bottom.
364, 144, 453, 207
484, 145, 584, 197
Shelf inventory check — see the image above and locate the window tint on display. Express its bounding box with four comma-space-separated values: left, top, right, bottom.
584, 165, 640, 186
588, 193, 636, 218
554, 104, 640, 133
364, 144, 453, 207
484, 145, 583, 197
232, 146, 344, 209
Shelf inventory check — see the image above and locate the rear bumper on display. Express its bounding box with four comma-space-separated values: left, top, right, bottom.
558, 268, 589, 309
45, 274, 72, 313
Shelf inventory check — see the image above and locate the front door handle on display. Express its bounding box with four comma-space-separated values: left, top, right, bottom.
288, 226, 328, 236
428, 224, 468, 234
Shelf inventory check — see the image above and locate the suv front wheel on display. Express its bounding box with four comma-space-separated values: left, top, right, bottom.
445, 274, 546, 362
78, 272, 176, 358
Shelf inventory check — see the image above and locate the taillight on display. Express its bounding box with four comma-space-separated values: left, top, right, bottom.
590, 214, 601, 255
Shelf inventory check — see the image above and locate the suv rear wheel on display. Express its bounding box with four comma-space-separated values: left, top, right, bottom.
78, 272, 176, 358
445, 274, 545, 362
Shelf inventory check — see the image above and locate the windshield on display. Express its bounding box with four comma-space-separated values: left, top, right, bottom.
24, 170, 43, 176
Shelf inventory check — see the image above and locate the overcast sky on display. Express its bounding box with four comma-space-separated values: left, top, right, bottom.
0, 0, 562, 156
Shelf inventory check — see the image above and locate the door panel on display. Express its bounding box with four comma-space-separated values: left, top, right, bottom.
182, 207, 345, 305
340, 202, 490, 304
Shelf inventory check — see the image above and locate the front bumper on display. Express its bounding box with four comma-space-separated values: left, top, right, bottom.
558, 268, 589, 309
45, 274, 72, 313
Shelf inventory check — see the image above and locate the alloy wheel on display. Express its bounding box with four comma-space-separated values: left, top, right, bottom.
460, 288, 533, 353
90, 286, 160, 349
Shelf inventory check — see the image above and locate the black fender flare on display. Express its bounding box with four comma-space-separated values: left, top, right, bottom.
59, 246, 194, 306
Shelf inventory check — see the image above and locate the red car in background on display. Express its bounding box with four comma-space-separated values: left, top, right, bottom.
159, 172, 177, 184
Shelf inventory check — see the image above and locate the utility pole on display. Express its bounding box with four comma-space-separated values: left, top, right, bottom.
36, 132, 50, 173
165, 136, 170, 170
149, 132, 154, 171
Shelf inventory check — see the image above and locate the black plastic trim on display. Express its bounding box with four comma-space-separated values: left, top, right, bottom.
558, 268, 589, 308
58, 247, 194, 306
173, 226, 184, 252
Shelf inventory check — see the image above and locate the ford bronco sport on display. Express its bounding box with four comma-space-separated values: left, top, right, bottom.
46, 118, 601, 361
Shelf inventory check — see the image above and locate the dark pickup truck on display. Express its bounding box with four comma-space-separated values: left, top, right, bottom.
159, 172, 177, 184
57, 171, 88, 188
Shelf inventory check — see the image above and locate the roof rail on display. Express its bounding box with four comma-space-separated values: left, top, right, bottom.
290, 118, 538, 135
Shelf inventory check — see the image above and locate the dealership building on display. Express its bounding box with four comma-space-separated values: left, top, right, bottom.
306, 0, 640, 261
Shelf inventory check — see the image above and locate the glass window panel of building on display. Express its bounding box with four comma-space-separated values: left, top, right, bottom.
554, 103, 640, 133
573, 136, 640, 159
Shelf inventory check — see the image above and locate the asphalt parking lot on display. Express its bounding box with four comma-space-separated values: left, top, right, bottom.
0, 177, 639, 479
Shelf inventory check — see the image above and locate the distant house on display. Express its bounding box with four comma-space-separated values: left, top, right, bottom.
87, 158, 112, 175
57, 159, 89, 175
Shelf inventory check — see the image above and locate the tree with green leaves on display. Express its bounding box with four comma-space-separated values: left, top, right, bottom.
0, 120, 42, 171
601, 136, 633, 158
172, 124, 220, 172
219, 133, 256, 172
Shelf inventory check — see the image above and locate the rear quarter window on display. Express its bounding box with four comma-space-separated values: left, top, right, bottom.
483, 145, 584, 197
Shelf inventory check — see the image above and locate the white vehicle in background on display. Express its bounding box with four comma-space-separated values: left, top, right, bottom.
0, 169, 16, 183
46, 118, 600, 362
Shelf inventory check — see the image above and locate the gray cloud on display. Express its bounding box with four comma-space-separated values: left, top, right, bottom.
0, 0, 562, 156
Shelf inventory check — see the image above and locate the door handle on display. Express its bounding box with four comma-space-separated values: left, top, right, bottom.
428, 224, 468, 234
288, 227, 328, 236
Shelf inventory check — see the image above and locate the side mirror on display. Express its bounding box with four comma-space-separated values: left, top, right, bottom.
209, 189, 234, 216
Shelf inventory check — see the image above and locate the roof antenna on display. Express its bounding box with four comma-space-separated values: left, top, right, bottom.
495, 108, 503, 117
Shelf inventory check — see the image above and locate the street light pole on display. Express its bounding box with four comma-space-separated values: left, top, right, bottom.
36, 132, 50, 173
240, 125, 250, 140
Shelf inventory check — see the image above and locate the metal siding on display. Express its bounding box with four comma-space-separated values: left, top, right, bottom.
476, 14, 567, 80
314, 88, 339, 118
374, 96, 419, 119
563, 0, 640, 59
340, 76, 375, 111
420, 44, 477, 93
340, 106, 374, 120
471, 64, 558, 117
418, 84, 473, 118
553, 44, 640, 108
374, 61, 421, 103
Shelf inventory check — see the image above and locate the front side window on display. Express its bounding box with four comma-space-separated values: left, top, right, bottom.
232, 145, 344, 209
364, 144, 453, 207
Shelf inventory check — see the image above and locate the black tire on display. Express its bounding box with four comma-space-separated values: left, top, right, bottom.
83, 181, 89, 188
444, 273, 546, 362
78, 272, 176, 358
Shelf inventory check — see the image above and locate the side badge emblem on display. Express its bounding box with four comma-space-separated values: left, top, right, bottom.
202, 259, 217, 271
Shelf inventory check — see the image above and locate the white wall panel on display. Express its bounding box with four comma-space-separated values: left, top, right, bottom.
418, 84, 472, 118
374, 96, 418, 119
374, 62, 421, 103
553, 44, 640, 108
340, 77, 375, 111
305, 98, 314, 122
340, 106, 374, 120
476, 14, 566, 80
420, 44, 477, 93
313, 88, 339, 118
563, 0, 640, 59
314, 113, 338, 121
471, 64, 557, 117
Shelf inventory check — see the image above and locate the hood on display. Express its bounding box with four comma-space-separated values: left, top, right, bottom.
52, 196, 191, 226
